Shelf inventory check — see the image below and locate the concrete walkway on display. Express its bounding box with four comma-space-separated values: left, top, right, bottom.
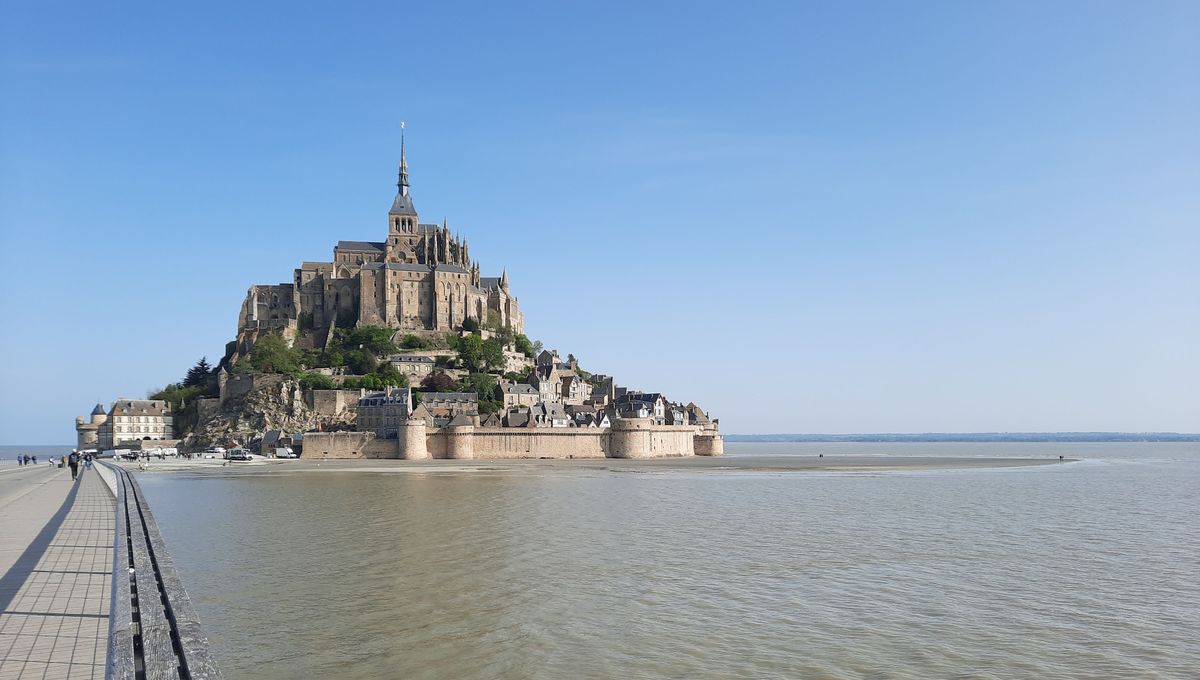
0, 465, 114, 679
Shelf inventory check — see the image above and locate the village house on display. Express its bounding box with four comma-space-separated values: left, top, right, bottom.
531, 401, 572, 428
388, 354, 436, 380
417, 391, 479, 427
496, 381, 539, 409
357, 387, 412, 438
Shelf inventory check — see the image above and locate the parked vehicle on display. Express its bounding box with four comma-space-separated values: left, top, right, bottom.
226, 449, 253, 461
274, 447, 297, 459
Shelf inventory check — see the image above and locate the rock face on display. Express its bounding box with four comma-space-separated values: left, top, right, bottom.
182, 374, 354, 451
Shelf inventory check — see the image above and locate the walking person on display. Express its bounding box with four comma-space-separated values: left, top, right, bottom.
67, 451, 80, 481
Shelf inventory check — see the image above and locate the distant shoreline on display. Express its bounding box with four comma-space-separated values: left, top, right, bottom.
726, 433, 1200, 443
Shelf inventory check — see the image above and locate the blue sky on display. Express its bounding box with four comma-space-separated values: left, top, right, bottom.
1, 1, 1197, 443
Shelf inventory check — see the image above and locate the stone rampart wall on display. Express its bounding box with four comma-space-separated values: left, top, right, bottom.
300, 431, 394, 459
304, 420, 714, 460
466, 428, 608, 459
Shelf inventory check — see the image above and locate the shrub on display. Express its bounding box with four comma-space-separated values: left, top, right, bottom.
400, 334, 428, 350
298, 372, 336, 390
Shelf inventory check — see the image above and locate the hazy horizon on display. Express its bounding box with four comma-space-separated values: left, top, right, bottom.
2, 2, 1197, 443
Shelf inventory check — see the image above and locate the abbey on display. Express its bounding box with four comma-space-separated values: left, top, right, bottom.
235, 135, 523, 354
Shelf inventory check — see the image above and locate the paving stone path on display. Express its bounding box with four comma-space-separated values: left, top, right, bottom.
0, 465, 114, 679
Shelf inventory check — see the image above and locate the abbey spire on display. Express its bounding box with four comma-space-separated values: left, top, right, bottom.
389, 124, 417, 217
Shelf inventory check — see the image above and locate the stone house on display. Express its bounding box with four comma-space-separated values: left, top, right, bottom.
531, 401, 571, 428
560, 374, 590, 406
417, 391, 478, 427
388, 354, 436, 380
94, 399, 175, 448
528, 365, 562, 403
497, 381, 539, 409
357, 387, 412, 438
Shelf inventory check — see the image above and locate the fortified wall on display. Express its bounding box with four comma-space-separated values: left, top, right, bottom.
301, 419, 723, 460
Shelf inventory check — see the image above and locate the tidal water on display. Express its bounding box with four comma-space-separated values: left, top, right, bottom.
135, 443, 1199, 679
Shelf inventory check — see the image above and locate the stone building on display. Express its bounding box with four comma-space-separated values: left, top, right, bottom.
75, 404, 107, 449
78, 399, 175, 449
416, 392, 478, 427
388, 354, 437, 380
496, 381, 539, 409
357, 387, 412, 438
235, 132, 524, 357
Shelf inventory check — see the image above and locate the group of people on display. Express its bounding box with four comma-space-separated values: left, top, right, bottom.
13, 451, 92, 481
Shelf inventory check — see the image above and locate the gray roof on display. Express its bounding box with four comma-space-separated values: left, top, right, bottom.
480, 277, 501, 289
501, 383, 537, 395
417, 223, 441, 232
447, 413, 474, 427
336, 241, 386, 252
420, 392, 479, 402
91, 403, 106, 416
386, 262, 430, 272
389, 192, 417, 216
534, 401, 570, 421
390, 355, 435, 364
434, 264, 468, 274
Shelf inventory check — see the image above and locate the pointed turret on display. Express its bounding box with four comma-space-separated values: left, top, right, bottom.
501, 268, 509, 291
389, 125, 417, 216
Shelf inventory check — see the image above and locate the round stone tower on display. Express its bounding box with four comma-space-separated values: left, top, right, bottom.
607, 417, 653, 459
445, 424, 475, 459
398, 419, 429, 460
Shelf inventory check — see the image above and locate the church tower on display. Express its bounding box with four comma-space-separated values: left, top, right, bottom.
386, 127, 420, 261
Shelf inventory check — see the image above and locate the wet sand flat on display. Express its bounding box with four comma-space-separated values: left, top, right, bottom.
118, 454, 1074, 476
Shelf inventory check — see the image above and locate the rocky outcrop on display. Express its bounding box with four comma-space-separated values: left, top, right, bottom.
181, 374, 354, 451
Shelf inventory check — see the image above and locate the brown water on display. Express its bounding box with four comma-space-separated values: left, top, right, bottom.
138, 443, 1200, 679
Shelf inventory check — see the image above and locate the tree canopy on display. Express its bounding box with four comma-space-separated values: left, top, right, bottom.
183, 357, 212, 388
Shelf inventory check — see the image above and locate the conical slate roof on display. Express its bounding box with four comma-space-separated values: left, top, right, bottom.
91, 403, 106, 416
389, 191, 416, 215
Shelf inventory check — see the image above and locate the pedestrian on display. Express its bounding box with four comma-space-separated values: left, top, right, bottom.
67, 451, 80, 481
85, 454, 93, 470
31, 455, 37, 465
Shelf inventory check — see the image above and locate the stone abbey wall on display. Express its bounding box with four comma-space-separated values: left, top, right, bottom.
300, 418, 722, 460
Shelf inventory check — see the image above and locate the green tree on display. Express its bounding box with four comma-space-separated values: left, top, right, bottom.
298, 372, 336, 390
460, 316, 481, 333
373, 362, 410, 388
514, 334, 534, 357
460, 373, 502, 415
150, 384, 204, 413
247, 334, 303, 375
457, 334, 485, 372
400, 334, 428, 350
183, 357, 212, 388
482, 338, 505, 373
344, 349, 378, 375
